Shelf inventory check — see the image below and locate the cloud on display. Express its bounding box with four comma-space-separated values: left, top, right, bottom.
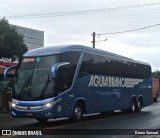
106, 32, 160, 48
1, 0, 160, 71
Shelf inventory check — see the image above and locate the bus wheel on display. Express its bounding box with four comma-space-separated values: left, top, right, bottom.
130, 99, 136, 113
36, 118, 48, 124
70, 103, 83, 122
136, 99, 142, 112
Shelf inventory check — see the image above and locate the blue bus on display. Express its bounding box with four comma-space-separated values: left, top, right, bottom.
7, 45, 152, 123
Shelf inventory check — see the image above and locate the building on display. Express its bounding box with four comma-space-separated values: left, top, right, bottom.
0, 25, 44, 62
13, 25, 44, 50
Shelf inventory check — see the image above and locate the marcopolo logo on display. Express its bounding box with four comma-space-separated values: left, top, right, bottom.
88, 75, 143, 88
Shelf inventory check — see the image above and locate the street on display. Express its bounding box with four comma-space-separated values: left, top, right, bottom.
1, 100, 160, 137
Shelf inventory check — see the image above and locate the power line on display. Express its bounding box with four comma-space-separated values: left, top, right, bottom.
2, 8, 160, 20
97, 24, 160, 36
114, 8, 160, 11
95, 39, 108, 42
5, 2, 160, 19
92, 24, 160, 47
46, 34, 90, 41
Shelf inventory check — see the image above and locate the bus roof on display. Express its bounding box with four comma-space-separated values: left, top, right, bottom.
23, 45, 150, 66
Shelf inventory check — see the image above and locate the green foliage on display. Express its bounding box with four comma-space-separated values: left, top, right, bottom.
152, 70, 160, 79
0, 18, 28, 61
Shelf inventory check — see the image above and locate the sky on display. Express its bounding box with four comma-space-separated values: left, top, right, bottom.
0, 0, 160, 71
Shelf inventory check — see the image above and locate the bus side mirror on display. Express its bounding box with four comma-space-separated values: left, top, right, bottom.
51, 62, 70, 79
4, 65, 17, 80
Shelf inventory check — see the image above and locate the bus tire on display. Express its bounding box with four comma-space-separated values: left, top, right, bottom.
36, 118, 48, 124
136, 99, 143, 112
130, 99, 136, 113
70, 103, 83, 122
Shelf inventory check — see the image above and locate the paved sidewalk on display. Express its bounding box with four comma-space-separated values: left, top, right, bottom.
0, 112, 11, 118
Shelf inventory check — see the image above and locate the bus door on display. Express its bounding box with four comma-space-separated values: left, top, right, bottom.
51, 51, 81, 117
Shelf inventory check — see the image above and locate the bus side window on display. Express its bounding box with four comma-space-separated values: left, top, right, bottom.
56, 51, 81, 94
56, 65, 70, 93
79, 53, 106, 77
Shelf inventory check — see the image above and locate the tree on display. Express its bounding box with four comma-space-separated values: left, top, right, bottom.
0, 18, 28, 61
152, 70, 160, 79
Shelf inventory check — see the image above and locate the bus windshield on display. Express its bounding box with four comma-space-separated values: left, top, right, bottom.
12, 51, 81, 101
13, 55, 60, 100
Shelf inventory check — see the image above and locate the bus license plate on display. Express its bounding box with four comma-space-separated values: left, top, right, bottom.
26, 112, 33, 116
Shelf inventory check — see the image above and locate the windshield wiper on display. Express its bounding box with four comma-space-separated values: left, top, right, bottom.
18, 75, 31, 99
39, 73, 51, 99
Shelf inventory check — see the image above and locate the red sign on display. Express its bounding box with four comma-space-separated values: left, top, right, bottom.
0, 62, 17, 75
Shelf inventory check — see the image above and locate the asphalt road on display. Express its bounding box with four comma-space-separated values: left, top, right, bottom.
1, 101, 160, 138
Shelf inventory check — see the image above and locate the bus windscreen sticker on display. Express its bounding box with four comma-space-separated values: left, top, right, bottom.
36, 57, 41, 62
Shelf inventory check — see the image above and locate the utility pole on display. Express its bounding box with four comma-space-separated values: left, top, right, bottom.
92, 32, 96, 48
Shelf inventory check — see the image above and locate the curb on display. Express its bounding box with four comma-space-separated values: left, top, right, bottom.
0, 112, 11, 118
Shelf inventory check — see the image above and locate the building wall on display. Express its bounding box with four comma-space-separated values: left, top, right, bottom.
13, 25, 44, 50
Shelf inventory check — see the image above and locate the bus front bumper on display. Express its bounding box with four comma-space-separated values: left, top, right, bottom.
11, 106, 55, 118
11, 98, 62, 118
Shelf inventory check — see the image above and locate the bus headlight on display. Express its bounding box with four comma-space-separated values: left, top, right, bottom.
42, 102, 53, 108
12, 102, 17, 108
42, 99, 62, 109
